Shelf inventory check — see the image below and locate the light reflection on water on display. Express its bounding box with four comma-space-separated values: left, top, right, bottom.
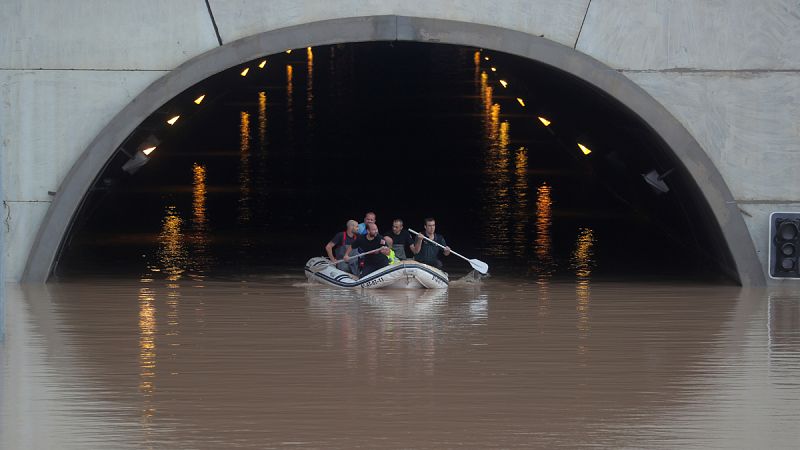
2, 280, 799, 448
535, 183, 555, 279
573, 227, 595, 352
155, 205, 187, 281
306, 47, 314, 124
190, 163, 210, 276
513, 146, 529, 259
286, 64, 294, 134
138, 285, 157, 429
238, 111, 252, 225
480, 67, 514, 257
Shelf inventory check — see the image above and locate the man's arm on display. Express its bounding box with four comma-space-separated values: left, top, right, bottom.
343, 245, 353, 261
325, 242, 336, 261
440, 236, 451, 256
411, 234, 423, 254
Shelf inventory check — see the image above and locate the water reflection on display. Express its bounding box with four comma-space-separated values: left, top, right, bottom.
190, 163, 210, 275
306, 47, 314, 124
572, 228, 595, 354
238, 111, 252, 225
286, 64, 294, 137
768, 293, 800, 375
513, 146, 529, 259
5, 281, 800, 448
307, 288, 469, 378
478, 66, 513, 257
138, 286, 157, 427
156, 205, 187, 281
257, 91, 267, 148
534, 183, 555, 279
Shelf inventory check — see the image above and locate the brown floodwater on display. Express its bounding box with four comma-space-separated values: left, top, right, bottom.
2, 277, 799, 449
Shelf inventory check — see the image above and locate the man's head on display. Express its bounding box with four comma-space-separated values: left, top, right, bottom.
392, 219, 403, 234
366, 222, 379, 237
424, 217, 436, 234
364, 212, 376, 225
346, 219, 358, 234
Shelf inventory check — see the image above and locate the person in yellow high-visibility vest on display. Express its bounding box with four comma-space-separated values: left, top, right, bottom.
386, 248, 400, 265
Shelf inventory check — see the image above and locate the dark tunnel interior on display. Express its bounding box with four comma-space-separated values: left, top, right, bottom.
55, 41, 737, 283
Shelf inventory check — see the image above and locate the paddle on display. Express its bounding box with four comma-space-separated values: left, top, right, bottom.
408, 228, 489, 275
310, 247, 385, 272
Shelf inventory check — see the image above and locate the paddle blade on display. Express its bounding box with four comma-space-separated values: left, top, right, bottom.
469, 259, 489, 275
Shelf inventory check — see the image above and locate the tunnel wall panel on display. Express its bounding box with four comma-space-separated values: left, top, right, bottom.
0, 70, 165, 200
0, 0, 219, 70
209, 0, 590, 48
625, 71, 800, 202
578, 0, 800, 70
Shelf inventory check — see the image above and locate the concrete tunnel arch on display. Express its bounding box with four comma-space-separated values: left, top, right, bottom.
21, 15, 765, 286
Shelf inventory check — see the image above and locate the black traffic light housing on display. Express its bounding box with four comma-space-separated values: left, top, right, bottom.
770, 212, 800, 279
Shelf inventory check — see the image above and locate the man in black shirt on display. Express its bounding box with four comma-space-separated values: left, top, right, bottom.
411, 217, 451, 269
383, 218, 414, 260
344, 223, 391, 276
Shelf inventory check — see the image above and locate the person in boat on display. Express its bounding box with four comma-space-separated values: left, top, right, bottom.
384, 218, 413, 260
344, 223, 391, 276
410, 217, 451, 269
356, 211, 393, 246
325, 219, 359, 273
356, 211, 376, 235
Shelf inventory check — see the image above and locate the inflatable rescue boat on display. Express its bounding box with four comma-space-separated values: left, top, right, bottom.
304, 257, 448, 289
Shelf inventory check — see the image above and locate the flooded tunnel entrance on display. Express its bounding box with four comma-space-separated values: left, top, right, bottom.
55, 42, 736, 282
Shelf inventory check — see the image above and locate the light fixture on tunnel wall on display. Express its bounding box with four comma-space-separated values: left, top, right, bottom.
258, 60, 267, 69
537, 116, 551, 127
166, 115, 180, 125
194, 94, 206, 105
121, 135, 160, 175
577, 143, 592, 155
516, 97, 526, 107
240, 67, 250, 77
770, 212, 800, 279
499, 80, 508, 88
641, 168, 674, 194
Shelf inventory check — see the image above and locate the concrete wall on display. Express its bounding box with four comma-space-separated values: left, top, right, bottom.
1, 0, 798, 284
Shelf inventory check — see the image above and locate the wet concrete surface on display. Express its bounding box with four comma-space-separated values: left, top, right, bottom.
2, 277, 798, 448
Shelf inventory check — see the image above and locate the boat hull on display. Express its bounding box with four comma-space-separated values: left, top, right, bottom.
304, 257, 448, 289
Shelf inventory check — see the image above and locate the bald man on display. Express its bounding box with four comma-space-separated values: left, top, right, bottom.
344, 223, 391, 277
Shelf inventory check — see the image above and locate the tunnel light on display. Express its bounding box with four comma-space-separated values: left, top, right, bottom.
537, 116, 551, 127
516, 97, 526, 107
499, 80, 508, 88
194, 94, 206, 104
577, 143, 592, 155
642, 168, 674, 194
484, 56, 489, 61
121, 136, 160, 175
286, 49, 292, 54
240, 67, 250, 77
258, 60, 267, 69
166, 115, 180, 126
491, 67, 497, 72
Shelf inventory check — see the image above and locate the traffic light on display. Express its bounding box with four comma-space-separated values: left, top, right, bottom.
770, 212, 800, 279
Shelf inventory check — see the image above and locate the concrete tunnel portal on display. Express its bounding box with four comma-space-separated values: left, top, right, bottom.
21, 16, 763, 285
